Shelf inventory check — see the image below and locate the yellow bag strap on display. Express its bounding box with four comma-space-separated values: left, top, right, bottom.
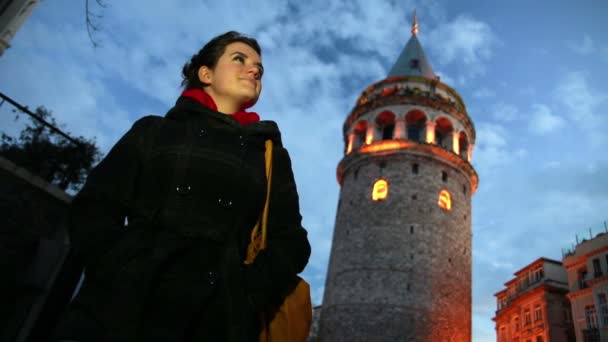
244, 139, 273, 264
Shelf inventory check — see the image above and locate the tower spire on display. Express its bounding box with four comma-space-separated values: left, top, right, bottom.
387, 10, 436, 79
411, 9, 418, 35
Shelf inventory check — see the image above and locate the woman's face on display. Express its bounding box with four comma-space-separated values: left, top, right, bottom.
199, 42, 264, 111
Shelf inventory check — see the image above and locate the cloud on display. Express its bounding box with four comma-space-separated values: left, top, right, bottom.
528, 161, 608, 202
568, 34, 595, 56
555, 72, 605, 123
528, 104, 565, 135
473, 88, 496, 99
554, 71, 607, 143
0, 20, 133, 152
426, 14, 500, 76
490, 102, 518, 122
472, 122, 516, 171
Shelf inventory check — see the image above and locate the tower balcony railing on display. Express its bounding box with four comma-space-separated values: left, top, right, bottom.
357, 76, 467, 113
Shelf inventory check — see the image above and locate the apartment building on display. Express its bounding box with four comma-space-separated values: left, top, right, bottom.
494, 258, 575, 342
563, 232, 608, 342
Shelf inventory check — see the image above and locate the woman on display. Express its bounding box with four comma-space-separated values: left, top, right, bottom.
54, 31, 311, 342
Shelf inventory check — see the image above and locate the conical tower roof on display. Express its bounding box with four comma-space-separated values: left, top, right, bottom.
387, 13, 437, 80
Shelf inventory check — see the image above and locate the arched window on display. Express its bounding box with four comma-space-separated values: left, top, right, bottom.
405, 110, 427, 142
435, 117, 454, 149
375, 111, 396, 141
459, 132, 469, 159
353, 120, 368, 150
372, 178, 389, 201
438, 190, 452, 211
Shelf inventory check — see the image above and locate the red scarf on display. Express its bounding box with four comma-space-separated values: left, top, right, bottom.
181, 89, 260, 125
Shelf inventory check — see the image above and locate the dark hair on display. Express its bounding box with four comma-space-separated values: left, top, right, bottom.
181, 31, 262, 90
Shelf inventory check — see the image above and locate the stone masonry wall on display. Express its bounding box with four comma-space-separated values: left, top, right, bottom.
319, 150, 472, 342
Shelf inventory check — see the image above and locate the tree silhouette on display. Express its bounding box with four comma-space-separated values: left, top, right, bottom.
1, 106, 101, 192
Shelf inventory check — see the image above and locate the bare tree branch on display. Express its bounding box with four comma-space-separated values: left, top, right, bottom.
85, 0, 109, 48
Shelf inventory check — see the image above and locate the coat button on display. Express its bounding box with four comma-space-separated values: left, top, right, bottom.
239, 135, 246, 147
176, 184, 191, 195
199, 129, 205, 137
218, 197, 232, 209
208, 271, 217, 286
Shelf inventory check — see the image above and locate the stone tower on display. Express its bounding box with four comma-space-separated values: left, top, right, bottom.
318, 14, 478, 342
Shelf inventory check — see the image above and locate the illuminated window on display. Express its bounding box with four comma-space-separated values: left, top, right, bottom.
372, 178, 389, 201
437, 190, 452, 210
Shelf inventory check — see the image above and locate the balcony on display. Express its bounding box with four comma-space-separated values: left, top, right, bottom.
583, 328, 600, 342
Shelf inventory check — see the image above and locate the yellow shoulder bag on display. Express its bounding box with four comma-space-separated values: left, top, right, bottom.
244, 140, 312, 342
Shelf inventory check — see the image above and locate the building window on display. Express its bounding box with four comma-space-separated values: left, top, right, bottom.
586, 305, 599, 329
513, 316, 519, 332
372, 178, 389, 201
579, 269, 589, 289
534, 304, 542, 322
564, 307, 572, 322
500, 326, 507, 342
412, 163, 419, 174
382, 124, 395, 140
442, 171, 448, 182
410, 59, 420, 70
438, 190, 452, 211
598, 293, 608, 325
593, 258, 602, 278
524, 309, 531, 326
376, 111, 396, 141
353, 121, 368, 150
533, 266, 544, 282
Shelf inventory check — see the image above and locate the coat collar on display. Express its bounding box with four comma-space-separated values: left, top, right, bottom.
165, 96, 283, 146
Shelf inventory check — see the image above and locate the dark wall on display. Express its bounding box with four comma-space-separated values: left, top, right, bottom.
0, 156, 81, 342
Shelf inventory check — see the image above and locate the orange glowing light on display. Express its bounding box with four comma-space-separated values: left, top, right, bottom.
365, 127, 373, 145
438, 190, 452, 210
452, 131, 460, 154
426, 124, 435, 144
346, 134, 354, 154
372, 179, 389, 201
360, 140, 411, 154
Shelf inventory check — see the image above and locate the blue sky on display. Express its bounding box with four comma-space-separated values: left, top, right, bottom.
1, 0, 608, 340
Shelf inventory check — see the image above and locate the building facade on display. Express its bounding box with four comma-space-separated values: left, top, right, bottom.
563, 232, 608, 342
0, 0, 40, 56
493, 258, 574, 342
318, 15, 478, 342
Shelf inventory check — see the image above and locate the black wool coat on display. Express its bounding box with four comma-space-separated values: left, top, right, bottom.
55, 96, 311, 342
